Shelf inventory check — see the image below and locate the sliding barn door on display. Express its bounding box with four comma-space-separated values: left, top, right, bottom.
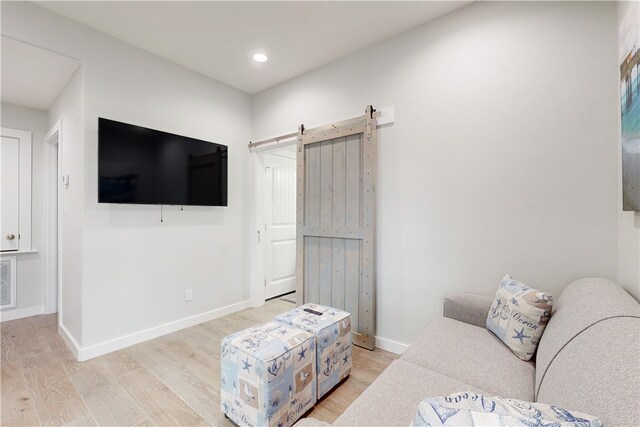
296, 106, 377, 350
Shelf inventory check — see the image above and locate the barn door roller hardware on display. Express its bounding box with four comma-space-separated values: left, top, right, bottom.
248, 105, 379, 152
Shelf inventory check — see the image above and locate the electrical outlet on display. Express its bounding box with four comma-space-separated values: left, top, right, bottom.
185, 289, 193, 302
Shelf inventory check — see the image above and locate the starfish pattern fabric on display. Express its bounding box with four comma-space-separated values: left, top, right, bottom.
486, 275, 553, 361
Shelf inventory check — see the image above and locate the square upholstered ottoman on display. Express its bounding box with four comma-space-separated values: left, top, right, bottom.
221, 321, 317, 427
275, 304, 352, 399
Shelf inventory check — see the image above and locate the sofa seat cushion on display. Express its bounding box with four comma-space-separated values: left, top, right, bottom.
401, 317, 535, 401
333, 360, 488, 427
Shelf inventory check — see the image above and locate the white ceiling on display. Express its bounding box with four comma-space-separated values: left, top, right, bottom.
1, 36, 80, 110
35, 1, 470, 94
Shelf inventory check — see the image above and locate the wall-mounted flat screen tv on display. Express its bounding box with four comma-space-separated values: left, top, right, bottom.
98, 118, 227, 206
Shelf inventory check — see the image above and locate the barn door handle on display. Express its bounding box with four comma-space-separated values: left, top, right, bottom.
6, 234, 15, 240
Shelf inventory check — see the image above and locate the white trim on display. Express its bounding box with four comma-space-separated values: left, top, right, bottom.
44, 120, 61, 314
70, 299, 251, 361
1, 127, 32, 252
375, 335, 409, 355
0, 305, 44, 322
58, 323, 80, 360
251, 152, 267, 307
45, 120, 62, 146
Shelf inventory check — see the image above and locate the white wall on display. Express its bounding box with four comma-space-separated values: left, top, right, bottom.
80, 42, 252, 349
2, 2, 252, 356
0, 102, 48, 316
617, 1, 640, 301
252, 1, 620, 346
48, 68, 85, 342
2, 1, 630, 357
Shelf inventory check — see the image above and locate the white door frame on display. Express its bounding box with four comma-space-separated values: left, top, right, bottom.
250, 137, 298, 307
263, 150, 297, 300
44, 120, 62, 314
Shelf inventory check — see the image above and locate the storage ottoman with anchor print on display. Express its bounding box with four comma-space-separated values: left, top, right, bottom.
220, 321, 317, 427
275, 304, 352, 399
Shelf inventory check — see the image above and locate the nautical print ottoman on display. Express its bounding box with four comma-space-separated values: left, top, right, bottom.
275, 304, 352, 399
220, 321, 317, 427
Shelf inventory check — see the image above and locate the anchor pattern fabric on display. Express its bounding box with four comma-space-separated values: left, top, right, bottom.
275, 304, 352, 399
411, 392, 602, 426
221, 321, 316, 427
486, 275, 553, 361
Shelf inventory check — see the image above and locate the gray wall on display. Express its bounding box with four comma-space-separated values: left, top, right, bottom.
252, 1, 621, 346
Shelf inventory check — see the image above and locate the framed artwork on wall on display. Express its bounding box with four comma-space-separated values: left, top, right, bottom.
619, 1, 640, 211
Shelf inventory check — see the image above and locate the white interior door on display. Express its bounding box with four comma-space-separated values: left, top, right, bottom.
264, 151, 297, 299
1, 136, 20, 252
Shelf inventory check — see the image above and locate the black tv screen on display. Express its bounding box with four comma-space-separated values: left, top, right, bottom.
98, 118, 227, 206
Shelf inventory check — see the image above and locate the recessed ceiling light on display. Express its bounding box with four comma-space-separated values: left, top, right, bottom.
253, 53, 268, 63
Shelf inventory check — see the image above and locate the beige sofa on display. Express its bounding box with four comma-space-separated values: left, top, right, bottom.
298, 278, 640, 426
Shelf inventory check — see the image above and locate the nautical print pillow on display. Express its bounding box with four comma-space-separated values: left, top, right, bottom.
411, 392, 602, 426
486, 274, 553, 361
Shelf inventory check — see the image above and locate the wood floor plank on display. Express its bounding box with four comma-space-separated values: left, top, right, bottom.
161, 338, 218, 384
163, 367, 221, 426
23, 363, 90, 426
116, 367, 207, 426
30, 314, 58, 334
62, 414, 97, 426
64, 361, 117, 396
15, 333, 52, 360
125, 342, 186, 381
63, 351, 141, 395
80, 382, 147, 426
1, 299, 397, 426
1, 329, 19, 365
1, 362, 41, 426
42, 331, 76, 358
21, 350, 66, 372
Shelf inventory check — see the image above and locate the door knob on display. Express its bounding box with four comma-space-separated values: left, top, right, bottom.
6, 234, 15, 240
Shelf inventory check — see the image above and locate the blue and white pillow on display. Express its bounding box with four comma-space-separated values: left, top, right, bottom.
412, 392, 601, 426
486, 274, 553, 361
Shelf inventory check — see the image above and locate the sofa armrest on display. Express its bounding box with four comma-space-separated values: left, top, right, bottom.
443, 292, 494, 328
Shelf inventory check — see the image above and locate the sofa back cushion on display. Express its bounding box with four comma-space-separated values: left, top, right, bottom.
535, 278, 639, 396
534, 278, 640, 424
536, 316, 640, 426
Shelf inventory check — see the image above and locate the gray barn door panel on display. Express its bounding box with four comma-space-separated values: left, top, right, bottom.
296, 106, 377, 350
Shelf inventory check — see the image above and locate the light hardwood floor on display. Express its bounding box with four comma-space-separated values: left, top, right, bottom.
1, 299, 398, 426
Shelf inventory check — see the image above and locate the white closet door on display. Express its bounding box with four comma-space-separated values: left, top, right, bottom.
1, 136, 20, 252
264, 152, 297, 299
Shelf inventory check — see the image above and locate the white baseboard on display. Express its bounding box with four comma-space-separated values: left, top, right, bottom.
73, 300, 251, 361
58, 323, 80, 360
375, 335, 409, 355
0, 305, 44, 322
